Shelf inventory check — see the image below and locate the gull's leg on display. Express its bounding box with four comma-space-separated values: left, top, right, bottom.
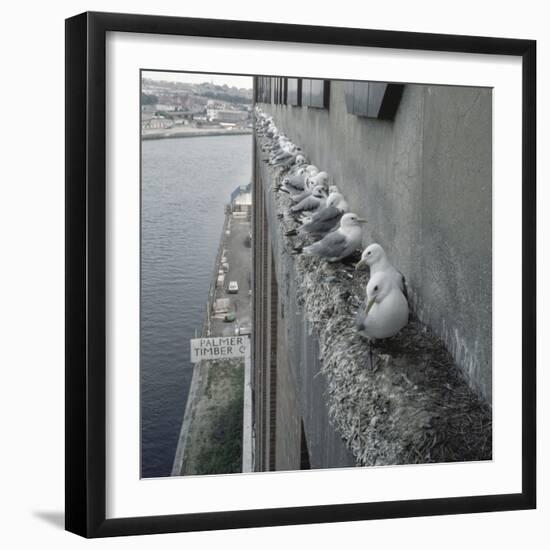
368, 339, 374, 370
368, 338, 381, 372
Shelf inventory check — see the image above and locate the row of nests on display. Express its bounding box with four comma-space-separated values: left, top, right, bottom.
259, 145, 492, 467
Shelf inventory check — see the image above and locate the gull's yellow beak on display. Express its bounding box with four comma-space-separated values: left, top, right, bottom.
355, 259, 367, 271
365, 296, 376, 316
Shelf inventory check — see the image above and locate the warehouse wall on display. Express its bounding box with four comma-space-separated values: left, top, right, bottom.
257, 81, 492, 402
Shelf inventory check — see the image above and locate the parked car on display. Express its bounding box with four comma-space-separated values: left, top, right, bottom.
227, 281, 239, 294
234, 323, 252, 336
213, 298, 231, 315
224, 312, 236, 323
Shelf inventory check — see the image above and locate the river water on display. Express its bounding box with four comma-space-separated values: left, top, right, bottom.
141, 134, 252, 478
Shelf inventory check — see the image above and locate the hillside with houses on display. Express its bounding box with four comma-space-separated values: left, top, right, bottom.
141, 77, 253, 136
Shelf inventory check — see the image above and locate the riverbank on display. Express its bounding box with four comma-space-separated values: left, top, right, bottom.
172, 207, 253, 476
142, 127, 252, 141
174, 358, 244, 476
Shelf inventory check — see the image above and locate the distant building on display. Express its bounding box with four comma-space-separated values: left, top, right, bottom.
207, 109, 249, 123
192, 117, 220, 128
141, 112, 173, 130
171, 111, 197, 126
141, 111, 154, 129
231, 183, 252, 219
233, 192, 252, 214
231, 183, 251, 201
155, 103, 177, 112
206, 99, 226, 109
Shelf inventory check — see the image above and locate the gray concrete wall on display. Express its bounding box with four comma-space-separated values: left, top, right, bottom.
274, 306, 301, 470
258, 81, 492, 402
255, 154, 357, 470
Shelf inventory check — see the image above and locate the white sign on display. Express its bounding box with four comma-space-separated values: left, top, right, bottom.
190, 336, 249, 363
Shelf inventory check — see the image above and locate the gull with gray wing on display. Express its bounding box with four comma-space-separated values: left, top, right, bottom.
286, 192, 349, 237
294, 213, 366, 262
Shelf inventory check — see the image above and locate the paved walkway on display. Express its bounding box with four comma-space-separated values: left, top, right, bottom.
210, 215, 252, 337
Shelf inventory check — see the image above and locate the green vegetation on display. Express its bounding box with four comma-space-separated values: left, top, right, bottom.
154, 110, 174, 120
195, 362, 244, 475
201, 90, 252, 105
141, 92, 159, 105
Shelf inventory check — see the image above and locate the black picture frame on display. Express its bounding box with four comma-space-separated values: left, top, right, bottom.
65, 11, 536, 538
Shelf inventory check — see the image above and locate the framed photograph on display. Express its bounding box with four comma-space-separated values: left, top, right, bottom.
65, 11, 536, 538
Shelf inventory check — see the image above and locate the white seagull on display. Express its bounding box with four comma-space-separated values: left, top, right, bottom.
281, 168, 307, 193
355, 243, 407, 294
296, 213, 366, 262
290, 185, 327, 214
355, 271, 409, 340
288, 192, 349, 237
291, 171, 329, 203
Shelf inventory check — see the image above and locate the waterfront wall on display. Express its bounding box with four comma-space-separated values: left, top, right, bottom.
172, 213, 230, 475
257, 81, 492, 402
253, 154, 356, 470
142, 129, 252, 141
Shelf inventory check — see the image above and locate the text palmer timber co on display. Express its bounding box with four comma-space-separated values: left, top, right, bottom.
190, 336, 250, 363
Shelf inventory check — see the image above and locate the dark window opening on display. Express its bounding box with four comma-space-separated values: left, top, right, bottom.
300, 420, 311, 470
344, 81, 404, 120
287, 78, 301, 106
301, 79, 330, 109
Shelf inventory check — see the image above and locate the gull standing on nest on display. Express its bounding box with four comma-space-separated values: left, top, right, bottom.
293, 213, 366, 262
286, 192, 349, 237
289, 185, 328, 215
291, 171, 329, 203
355, 271, 409, 340
355, 243, 407, 295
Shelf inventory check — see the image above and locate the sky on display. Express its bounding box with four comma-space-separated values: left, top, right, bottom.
142, 70, 252, 90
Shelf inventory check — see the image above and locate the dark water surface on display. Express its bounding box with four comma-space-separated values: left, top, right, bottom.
141, 134, 252, 478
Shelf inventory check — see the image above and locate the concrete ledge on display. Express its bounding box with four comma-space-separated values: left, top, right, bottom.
259, 156, 492, 467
